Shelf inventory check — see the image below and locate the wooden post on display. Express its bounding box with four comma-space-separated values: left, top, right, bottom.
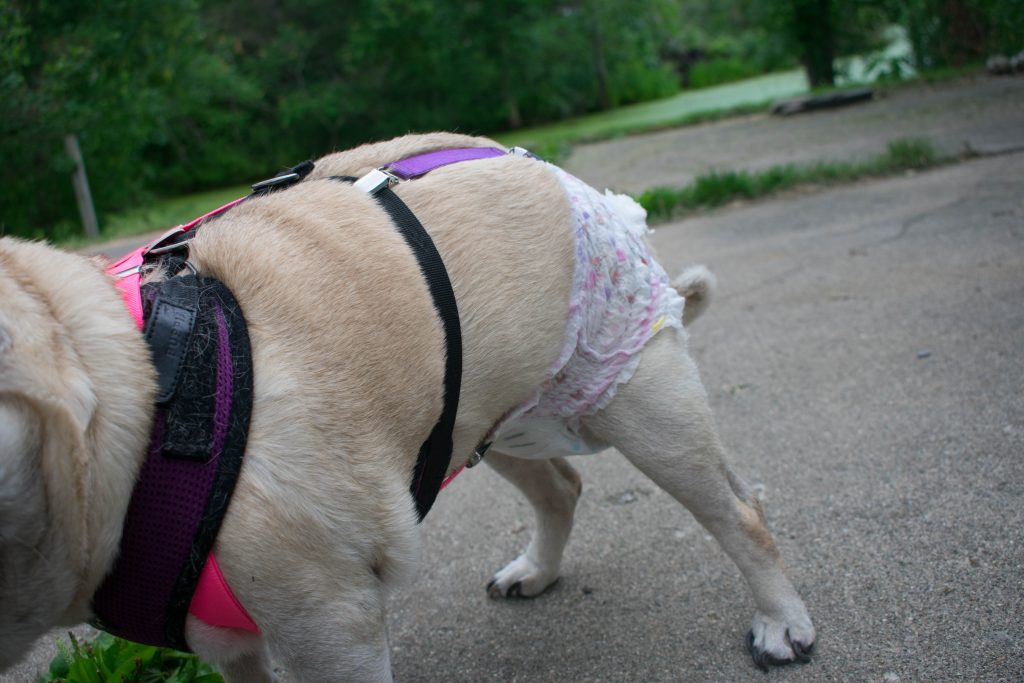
64, 133, 100, 238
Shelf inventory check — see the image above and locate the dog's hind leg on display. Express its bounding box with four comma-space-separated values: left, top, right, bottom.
581, 329, 815, 669
484, 452, 582, 598
185, 619, 278, 683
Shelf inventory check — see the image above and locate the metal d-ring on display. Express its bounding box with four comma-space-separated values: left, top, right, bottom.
466, 440, 492, 468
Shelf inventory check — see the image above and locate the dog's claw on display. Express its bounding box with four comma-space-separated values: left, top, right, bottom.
486, 577, 525, 599
787, 629, 813, 664
747, 628, 813, 671
747, 631, 770, 672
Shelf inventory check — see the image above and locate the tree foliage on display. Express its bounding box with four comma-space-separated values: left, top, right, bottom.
893, 0, 1024, 69
2, 0, 687, 238
1, 0, 1017, 239
1, 0, 255, 238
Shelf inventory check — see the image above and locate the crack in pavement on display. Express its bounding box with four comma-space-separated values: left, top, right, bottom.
870, 195, 973, 249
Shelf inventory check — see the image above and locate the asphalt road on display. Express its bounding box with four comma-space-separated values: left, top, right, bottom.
3, 80, 1022, 682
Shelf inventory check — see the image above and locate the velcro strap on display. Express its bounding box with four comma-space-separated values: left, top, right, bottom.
143, 279, 198, 404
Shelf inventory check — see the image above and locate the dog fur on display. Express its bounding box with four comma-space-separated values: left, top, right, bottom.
0, 133, 814, 681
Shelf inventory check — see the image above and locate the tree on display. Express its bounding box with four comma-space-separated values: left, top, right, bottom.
789, 0, 836, 87
0, 0, 250, 238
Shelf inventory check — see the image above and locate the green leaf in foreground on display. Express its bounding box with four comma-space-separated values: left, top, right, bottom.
39, 633, 223, 683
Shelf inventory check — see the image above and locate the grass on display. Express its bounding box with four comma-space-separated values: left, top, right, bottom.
61, 184, 250, 250
637, 137, 941, 223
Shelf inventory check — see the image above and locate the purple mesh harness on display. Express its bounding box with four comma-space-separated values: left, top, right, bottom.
92, 274, 254, 651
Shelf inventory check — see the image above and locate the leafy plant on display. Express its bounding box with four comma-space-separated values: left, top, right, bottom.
38, 632, 222, 683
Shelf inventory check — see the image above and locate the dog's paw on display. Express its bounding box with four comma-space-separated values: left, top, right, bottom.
746, 610, 815, 671
486, 554, 558, 599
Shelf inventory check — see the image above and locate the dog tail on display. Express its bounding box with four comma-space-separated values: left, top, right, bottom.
672, 265, 716, 326
599, 189, 715, 326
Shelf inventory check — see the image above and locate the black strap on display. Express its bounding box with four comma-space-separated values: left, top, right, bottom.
372, 185, 462, 520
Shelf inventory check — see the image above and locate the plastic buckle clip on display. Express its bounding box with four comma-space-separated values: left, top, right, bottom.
251, 172, 301, 194
143, 226, 189, 257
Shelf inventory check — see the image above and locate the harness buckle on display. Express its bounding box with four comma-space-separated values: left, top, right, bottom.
143, 226, 190, 257
354, 168, 400, 195
251, 160, 315, 194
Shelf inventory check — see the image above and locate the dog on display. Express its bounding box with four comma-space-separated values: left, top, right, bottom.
0, 133, 814, 681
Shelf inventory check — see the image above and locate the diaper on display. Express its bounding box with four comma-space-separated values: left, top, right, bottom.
493, 164, 685, 458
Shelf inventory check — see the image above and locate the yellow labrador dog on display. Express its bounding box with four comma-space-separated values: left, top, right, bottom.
0, 133, 814, 681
